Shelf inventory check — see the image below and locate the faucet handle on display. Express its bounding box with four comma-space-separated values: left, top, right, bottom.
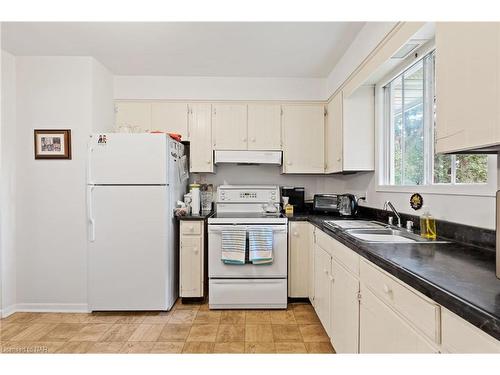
406, 220, 414, 232
388, 216, 394, 226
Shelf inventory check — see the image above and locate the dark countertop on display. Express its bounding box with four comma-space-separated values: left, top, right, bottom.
177, 210, 214, 221
288, 213, 500, 341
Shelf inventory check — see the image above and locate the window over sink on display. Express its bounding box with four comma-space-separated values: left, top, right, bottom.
379, 48, 496, 195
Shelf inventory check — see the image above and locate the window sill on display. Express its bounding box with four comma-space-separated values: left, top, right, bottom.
376, 184, 496, 197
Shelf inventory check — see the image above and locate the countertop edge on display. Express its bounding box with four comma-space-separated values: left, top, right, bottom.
177, 211, 214, 221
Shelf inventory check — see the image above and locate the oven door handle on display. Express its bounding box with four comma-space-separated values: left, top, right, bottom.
208, 225, 287, 233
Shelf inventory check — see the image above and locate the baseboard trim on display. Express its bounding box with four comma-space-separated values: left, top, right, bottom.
11, 303, 90, 314
0, 304, 17, 318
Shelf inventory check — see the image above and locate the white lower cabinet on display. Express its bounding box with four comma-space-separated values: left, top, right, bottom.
359, 285, 438, 353
441, 309, 500, 353
308, 226, 500, 354
313, 242, 333, 336
180, 221, 204, 298
330, 259, 359, 353
288, 222, 312, 298
308, 227, 315, 303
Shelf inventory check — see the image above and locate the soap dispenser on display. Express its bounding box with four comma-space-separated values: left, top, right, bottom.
420, 206, 437, 240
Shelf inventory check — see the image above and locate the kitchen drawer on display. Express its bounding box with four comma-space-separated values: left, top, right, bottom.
331, 240, 359, 276
441, 309, 500, 353
181, 221, 203, 235
315, 228, 334, 256
315, 228, 359, 275
209, 278, 287, 309
360, 259, 440, 343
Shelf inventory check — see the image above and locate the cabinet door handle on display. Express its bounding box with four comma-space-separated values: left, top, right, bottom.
251, 137, 256, 142
293, 232, 299, 237
189, 226, 194, 231
206, 160, 211, 164
328, 275, 335, 282
193, 248, 199, 254
323, 269, 328, 274
336, 157, 341, 162
383, 284, 392, 294
286, 161, 292, 166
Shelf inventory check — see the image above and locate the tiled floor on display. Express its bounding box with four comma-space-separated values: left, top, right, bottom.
0, 301, 335, 354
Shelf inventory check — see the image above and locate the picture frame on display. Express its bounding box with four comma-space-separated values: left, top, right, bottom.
34, 129, 72, 160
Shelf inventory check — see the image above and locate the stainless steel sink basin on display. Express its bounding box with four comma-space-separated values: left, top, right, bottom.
323, 220, 385, 230
344, 228, 449, 244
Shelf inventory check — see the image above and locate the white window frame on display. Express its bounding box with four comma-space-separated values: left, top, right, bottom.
375, 42, 497, 197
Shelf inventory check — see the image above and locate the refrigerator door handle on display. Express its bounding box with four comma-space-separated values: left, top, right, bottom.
87, 185, 95, 242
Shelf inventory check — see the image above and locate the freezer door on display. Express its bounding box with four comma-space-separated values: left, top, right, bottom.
88, 185, 175, 310
88, 133, 167, 185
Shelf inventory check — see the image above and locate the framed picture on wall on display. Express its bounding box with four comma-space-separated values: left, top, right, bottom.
34, 129, 72, 160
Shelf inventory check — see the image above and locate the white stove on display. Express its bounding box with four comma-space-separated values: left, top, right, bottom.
208, 185, 288, 309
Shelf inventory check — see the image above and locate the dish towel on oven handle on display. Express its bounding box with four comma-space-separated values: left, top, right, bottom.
221, 227, 247, 265
248, 226, 273, 264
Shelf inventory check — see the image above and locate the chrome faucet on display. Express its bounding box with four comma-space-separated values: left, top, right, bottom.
383, 201, 402, 228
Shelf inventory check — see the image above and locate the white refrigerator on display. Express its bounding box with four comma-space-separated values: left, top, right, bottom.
87, 133, 188, 311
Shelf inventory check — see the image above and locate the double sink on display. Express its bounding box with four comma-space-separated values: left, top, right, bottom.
323, 220, 449, 244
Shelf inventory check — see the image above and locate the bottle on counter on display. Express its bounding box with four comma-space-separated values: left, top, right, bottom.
419, 206, 437, 240
190, 184, 201, 216
183, 193, 192, 215
283, 196, 294, 217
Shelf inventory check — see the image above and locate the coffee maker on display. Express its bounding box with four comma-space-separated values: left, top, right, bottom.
281, 186, 306, 213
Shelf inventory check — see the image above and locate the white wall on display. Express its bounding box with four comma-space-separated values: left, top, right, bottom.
1, 49, 17, 316
92, 60, 114, 133
338, 172, 496, 230
325, 22, 397, 97
114, 75, 326, 101
13, 56, 113, 311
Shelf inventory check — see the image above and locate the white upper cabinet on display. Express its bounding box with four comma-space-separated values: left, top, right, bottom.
325, 92, 343, 173
212, 104, 248, 150
151, 102, 189, 140
325, 87, 374, 173
282, 104, 325, 174
114, 101, 152, 132
247, 104, 282, 150
435, 22, 500, 153
188, 103, 214, 173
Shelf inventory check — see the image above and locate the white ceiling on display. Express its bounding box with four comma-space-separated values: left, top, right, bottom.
1, 22, 365, 77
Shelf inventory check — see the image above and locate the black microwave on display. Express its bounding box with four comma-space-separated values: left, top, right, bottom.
313, 194, 339, 213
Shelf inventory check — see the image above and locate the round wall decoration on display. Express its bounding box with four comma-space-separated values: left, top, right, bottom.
410, 193, 423, 210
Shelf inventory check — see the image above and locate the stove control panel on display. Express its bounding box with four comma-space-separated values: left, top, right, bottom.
217, 185, 280, 203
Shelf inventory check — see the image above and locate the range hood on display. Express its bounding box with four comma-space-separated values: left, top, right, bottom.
214, 150, 282, 165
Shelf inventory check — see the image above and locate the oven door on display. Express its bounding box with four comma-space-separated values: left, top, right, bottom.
208, 224, 287, 278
